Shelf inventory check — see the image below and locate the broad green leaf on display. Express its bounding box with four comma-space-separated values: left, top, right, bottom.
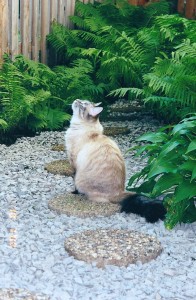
127, 165, 150, 188
175, 180, 196, 202
148, 161, 177, 178
191, 166, 196, 181
137, 132, 168, 143
172, 121, 196, 135
159, 138, 185, 158
152, 173, 183, 196
127, 170, 144, 188
179, 161, 196, 172
136, 144, 160, 157
186, 140, 196, 154
128, 180, 156, 197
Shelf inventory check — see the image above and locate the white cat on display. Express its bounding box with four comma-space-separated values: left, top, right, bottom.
65, 99, 166, 222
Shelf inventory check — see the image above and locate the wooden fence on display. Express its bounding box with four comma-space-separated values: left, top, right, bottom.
0, 0, 98, 64
178, 0, 196, 19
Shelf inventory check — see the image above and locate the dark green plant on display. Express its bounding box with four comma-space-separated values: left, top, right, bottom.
47, 0, 171, 98
113, 39, 196, 122
0, 55, 70, 133
127, 116, 196, 229
51, 58, 106, 102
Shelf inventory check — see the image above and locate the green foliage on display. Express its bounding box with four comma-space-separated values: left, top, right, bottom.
127, 40, 196, 122
48, 0, 195, 112
0, 55, 70, 134
127, 116, 196, 229
47, 0, 171, 98
51, 58, 106, 102
110, 16, 196, 121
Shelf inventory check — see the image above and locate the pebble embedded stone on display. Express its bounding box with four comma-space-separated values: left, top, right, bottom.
64, 229, 163, 268
48, 193, 120, 217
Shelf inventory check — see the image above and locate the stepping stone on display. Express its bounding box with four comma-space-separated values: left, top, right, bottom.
103, 114, 138, 122
64, 229, 162, 268
110, 104, 143, 113
51, 144, 65, 152
104, 126, 130, 136
44, 159, 74, 176
48, 193, 120, 217
0, 289, 50, 300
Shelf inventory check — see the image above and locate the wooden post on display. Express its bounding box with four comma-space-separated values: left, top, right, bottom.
185, 0, 196, 19
32, 0, 40, 61
51, 0, 58, 23
128, 0, 138, 5
0, 0, 9, 62
10, 0, 20, 59
58, 0, 66, 25
177, 0, 185, 14
138, 0, 147, 5
65, 0, 75, 28
21, 0, 31, 58
41, 0, 50, 64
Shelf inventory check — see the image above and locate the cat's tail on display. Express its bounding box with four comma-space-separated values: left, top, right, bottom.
120, 193, 166, 223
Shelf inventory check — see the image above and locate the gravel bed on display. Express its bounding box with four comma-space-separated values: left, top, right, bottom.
0, 116, 195, 300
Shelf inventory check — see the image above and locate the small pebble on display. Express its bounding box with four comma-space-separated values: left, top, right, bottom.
0, 110, 195, 300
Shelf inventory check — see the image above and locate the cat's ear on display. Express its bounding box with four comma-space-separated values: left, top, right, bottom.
88, 106, 103, 117
94, 102, 102, 107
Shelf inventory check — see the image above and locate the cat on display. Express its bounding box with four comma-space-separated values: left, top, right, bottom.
65, 99, 166, 223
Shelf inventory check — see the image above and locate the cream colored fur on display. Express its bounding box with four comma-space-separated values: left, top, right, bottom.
65, 99, 130, 203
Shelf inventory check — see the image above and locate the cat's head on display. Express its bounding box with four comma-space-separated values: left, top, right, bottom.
72, 99, 103, 122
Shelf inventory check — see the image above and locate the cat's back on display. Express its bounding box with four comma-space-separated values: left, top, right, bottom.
76, 132, 124, 170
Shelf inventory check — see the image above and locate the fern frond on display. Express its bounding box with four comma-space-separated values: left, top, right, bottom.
155, 15, 185, 42
174, 40, 196, 59
0, 119, 8, 130
108, 87, 132, 98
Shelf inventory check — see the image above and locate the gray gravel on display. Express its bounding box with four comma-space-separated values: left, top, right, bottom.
0, 116, 195, 300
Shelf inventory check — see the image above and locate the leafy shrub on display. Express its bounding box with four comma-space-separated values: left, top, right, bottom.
114, 39, 196, 122
51, 58, 106, 103
0, 55, 70, 134
127, 116, 196, 229
143, 40, 196, 122
47, 0, 171, 99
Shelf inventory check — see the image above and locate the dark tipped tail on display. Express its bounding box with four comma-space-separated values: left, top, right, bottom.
120, 194, 166, 223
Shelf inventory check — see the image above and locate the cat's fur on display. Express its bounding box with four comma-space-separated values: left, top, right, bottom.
65, 99, 166, 222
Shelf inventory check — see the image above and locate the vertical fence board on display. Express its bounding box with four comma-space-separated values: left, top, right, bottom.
51, 0, 58, 23
177, 0, 185, 14
185, 0, 196, 19
21, 0, 31, 58
11, 0, 19, 59
128, 0, 139, 5
58, 0, 66, 24
65, 0, 75, 28
41, 0, 50, 63
32, 0, 40, 61
0, 0, 9, 61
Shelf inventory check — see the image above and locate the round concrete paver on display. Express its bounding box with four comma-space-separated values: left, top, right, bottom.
0, 289, 50, 300
51, 144, 65, 152
65, 229, 163, 268
48, 193, 120, 217
104, 126, 130, 136
44, 160, 74, 176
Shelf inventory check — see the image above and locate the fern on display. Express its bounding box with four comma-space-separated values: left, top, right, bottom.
142, 41, 196, 121
0, 119, 8, 130
0, 62, 29, 129
52, 58, 105, 102
0, 55, 70, 134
